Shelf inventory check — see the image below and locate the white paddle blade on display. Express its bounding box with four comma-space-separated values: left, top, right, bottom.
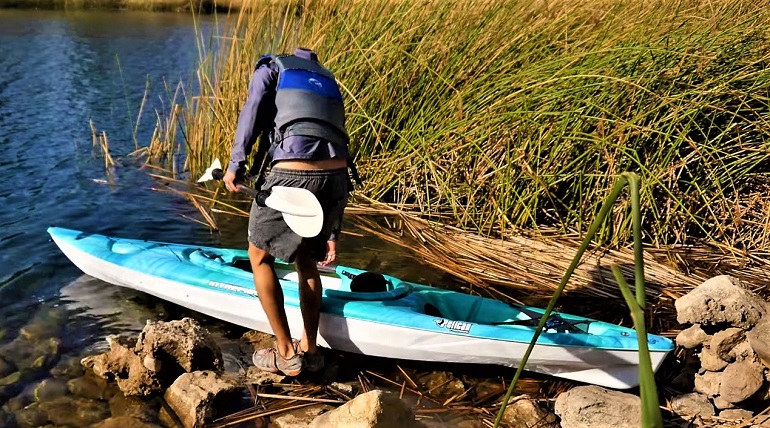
197, 158, 223, 183
266, 186, 324, 238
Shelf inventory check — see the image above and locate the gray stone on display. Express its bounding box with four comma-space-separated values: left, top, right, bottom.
675, 275, 769, 329
720, 359, 765, 403
700, 346, 728, 371
502, 396, 559, 427
670, 393, 715, 417
677, 325, 709, 349
719, 409, 754, 420
554, 385, 641, 428
273, 404, 333, 428
310, 389, 419, 428
711, 328, 746, 361
163, 370, 242, 428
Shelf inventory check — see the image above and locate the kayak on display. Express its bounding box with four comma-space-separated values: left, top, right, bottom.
48, 226, 674, 389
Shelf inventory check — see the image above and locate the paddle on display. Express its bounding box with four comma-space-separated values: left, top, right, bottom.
197, 159, 324, 238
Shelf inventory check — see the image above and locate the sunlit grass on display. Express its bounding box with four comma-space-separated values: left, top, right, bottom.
144, 0, 770, 251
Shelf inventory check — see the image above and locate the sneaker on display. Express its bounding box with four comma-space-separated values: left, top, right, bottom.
252, 347, 303, 377
291, 340, 325, 373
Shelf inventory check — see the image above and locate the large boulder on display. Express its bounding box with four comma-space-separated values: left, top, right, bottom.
554, 385, 641, 428
675, 275, 769, 329
310, 390, 419, 428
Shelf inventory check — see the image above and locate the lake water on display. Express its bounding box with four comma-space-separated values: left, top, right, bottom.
0, 9, 470, 426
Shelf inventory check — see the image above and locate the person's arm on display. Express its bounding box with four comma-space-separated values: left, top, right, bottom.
224, 62, 277, 192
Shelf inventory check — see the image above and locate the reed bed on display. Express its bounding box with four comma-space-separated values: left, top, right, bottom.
143, 0, 770, 254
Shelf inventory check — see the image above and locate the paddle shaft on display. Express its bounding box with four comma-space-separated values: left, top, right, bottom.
211, 169, 269, 206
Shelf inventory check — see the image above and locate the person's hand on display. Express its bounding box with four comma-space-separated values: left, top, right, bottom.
223, 170, 239, 193
320, 240, 337, 267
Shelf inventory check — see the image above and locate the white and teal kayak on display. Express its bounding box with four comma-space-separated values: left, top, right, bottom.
48, 226, 674, 389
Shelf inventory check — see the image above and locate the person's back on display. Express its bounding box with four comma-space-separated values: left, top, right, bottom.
223, 47, 353, 376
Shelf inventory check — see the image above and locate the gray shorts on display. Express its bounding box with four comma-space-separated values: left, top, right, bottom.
248, 167, 349, 263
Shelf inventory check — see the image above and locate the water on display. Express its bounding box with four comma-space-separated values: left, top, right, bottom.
0, 10, 477, 426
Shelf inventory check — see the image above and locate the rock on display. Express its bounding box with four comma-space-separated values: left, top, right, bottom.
68, 373, 112, 400
694, 370, 722, 397
730, 341, 758, 363
330, 382, 356, 396
711, 395, 736, 410
33, 378, 69, 402
143, 355, 162, 373
700, 346, 728, 371
310, 389, 419, 428
675, 275, 769, 329
244, 366, 285, 385
13, 402, 49, 427
720, 359, 765, 403
50, 356, 85, 378
719, 409, 754, 420
711, 328, 746, 361
38, 396, 111, 426
750, 381, 770, 402
416, 371, 465, 401
554, 385, 641, 428
472, 380, 505, 402
0, 371, 23, 401
0, 356, 16, 378
163, 370, 243, 428
109, 393, 160, 421
502, 396, 559, 427
90, 416, 164, 428
240, 330, 275, 354
747, 321, 770, 368
135, 318, 223, 375
676, 325, 709, 349
670, 393, 715, 417
273, 404, 333, 428
82, 335, 163, 397
18, 306, 67, 342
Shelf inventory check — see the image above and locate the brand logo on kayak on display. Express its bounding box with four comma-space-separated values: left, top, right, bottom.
435, 319, 472, 334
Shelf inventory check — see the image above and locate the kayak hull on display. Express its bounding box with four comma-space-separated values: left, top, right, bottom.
49, 227, 674, 389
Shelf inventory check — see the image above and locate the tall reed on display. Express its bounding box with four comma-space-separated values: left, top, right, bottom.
146, 0, 770, 250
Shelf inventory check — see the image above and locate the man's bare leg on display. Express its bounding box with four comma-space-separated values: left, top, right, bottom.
249, 243, 295, 359
294, 245, 323, 354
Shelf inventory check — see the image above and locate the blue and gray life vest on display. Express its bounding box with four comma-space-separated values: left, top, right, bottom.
272, 55, 349, 148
